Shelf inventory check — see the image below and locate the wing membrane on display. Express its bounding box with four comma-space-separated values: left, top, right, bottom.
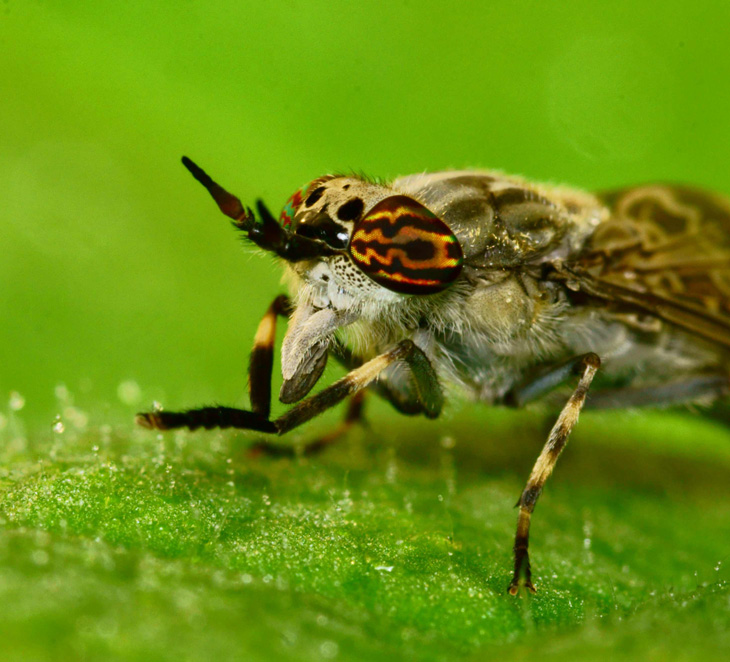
567, 185, 730, 348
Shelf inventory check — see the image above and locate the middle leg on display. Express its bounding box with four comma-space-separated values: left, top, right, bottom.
250, 390, 367, 458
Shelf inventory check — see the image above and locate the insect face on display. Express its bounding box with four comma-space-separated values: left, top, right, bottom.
281, 177, 464, 297
283, 176, 377, 249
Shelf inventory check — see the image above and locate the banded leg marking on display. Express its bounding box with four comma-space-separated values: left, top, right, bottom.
136, 294, 291, 432
248, 294, 292, 418
508, 352, 600, 595
136, 406, 277, 433
136, 294, 369, 453
137, 340, 441, 439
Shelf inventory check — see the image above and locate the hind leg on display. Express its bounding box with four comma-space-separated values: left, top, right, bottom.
506, 354, 601, 594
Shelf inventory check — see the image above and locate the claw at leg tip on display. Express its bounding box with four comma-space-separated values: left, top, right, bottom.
508, 578, 537, 596
135, 413, 156, 429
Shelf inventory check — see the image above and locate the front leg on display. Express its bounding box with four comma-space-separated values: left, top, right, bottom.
136, 294, 291, 433
137, 339, 442, 435
248, 294, 292, 418
507, 353, 601, 595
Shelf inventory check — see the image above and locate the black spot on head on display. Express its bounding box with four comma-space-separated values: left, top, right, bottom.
337, 198, 364, 221
305, 187, 325, 207
342, 184, 350, 190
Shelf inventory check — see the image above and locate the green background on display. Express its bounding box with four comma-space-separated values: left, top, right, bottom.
2, 2, 730, 661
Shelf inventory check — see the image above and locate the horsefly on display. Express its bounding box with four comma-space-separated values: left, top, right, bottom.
138, 158, 730, 593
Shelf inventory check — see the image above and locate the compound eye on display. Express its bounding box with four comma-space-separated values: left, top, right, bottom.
348, 196, 464, 294
279, 185, 308, 229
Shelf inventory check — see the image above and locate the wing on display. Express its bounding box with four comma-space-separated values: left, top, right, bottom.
562, 184, 730, 348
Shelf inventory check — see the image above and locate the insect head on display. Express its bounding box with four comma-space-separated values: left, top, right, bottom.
183, 157, 464, 296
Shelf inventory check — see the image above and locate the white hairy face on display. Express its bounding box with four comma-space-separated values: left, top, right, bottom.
281, 175, 408, 313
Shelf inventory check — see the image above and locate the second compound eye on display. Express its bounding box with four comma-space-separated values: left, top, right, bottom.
280, 183, 311, 229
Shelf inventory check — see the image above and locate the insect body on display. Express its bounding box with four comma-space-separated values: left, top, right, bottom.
137, 158, 730, 594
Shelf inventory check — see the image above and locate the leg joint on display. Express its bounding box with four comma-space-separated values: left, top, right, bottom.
272, 294, 293, 317
580, 352, 601, 372
519, 485, 542, 511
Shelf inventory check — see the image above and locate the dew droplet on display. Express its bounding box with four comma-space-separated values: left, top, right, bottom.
9, 391, 25, 411
52, 417, 65, 434
31, 550, 49, 566
64, 406, 89, 430
440, 436, 456, 449
117, 380, 142, 405
320, 641, 339, 659
54, 383, 70, 401
100, 424, 112, 444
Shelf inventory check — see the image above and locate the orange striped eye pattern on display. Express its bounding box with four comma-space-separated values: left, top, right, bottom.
348, 196, 464, 294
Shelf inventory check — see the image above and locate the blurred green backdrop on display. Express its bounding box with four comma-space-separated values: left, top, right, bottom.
2, 1, 730, 422
3, 4, 730, 661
